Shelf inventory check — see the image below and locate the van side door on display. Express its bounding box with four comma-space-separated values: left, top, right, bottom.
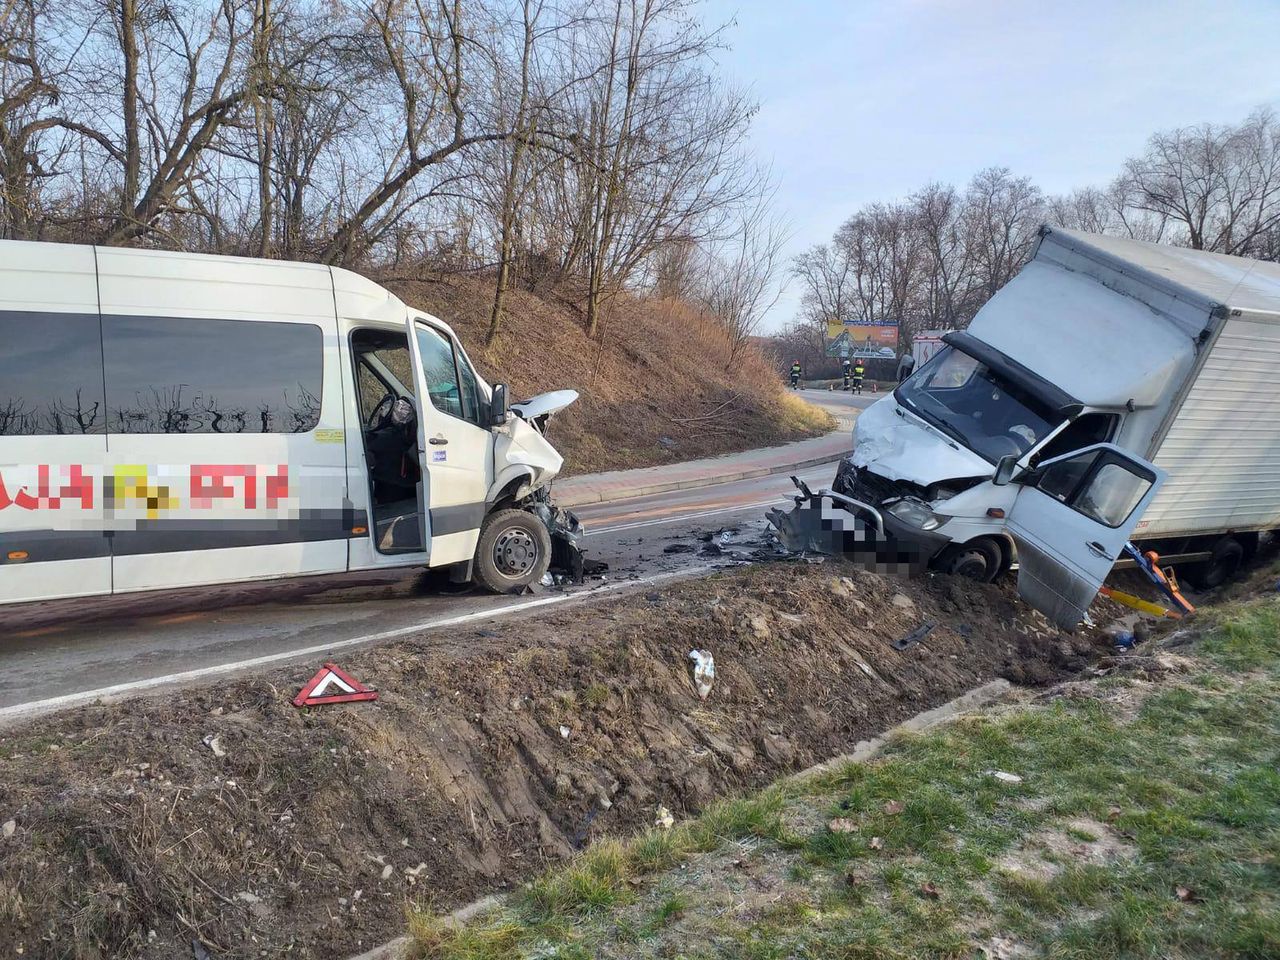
405, 317, 492, 566
1006, 442, 1165, 630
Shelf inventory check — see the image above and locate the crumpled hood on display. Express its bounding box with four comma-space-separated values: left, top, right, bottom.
512, 389, 578, 420
851, 396, 991, 486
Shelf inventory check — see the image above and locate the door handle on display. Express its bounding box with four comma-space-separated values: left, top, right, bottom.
429, 436, 448, 446
1086, 541, 1109, 558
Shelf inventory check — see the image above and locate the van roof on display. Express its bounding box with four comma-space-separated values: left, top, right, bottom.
1043, 226, 1280, 320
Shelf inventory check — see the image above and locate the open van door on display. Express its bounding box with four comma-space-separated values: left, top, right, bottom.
405, 315, 493, 566
1006, 443, 1166, 630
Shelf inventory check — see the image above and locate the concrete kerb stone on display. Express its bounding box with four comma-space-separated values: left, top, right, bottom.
555, 447, 853, 508
342, 679, 1014, 960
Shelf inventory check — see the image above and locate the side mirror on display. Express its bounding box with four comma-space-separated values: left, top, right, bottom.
490, 383, 511, 427
992, 454, 1018, 486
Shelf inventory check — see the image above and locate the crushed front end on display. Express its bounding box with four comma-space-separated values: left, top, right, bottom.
765, 459, 954, 571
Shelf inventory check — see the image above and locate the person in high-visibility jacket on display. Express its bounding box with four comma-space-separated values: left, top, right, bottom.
789, 360, 802, 389
851, 361, 865, 394
841, 357, 851, 389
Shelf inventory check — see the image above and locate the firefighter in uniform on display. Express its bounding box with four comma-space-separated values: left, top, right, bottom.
789, 360, 802, 389
841, 356, 851, 390
852, 360, 865, 394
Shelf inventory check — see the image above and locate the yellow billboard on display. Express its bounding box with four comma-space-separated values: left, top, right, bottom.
826, 320, 899, 346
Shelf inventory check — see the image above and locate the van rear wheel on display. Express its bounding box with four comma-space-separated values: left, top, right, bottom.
473, 508, 551, 594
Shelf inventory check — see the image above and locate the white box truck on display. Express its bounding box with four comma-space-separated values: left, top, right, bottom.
772, 226, 1280, 629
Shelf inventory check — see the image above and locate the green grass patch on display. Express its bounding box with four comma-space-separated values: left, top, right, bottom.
408, 594, 1280, 959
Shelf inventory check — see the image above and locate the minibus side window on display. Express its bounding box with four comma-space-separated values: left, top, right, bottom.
103, 316, 323, 434
0, 311, 106, 435
413, 324, 465, 420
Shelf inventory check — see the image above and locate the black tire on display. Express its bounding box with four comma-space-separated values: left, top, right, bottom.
472, 508, 552, 594
1185, 537, 1244, 590
941, 537, 1003, 582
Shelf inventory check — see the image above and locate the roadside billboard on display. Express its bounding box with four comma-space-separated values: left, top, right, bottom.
826, 319, 899, 349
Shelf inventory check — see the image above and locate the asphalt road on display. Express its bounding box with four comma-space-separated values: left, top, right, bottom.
0, 389, 875, 719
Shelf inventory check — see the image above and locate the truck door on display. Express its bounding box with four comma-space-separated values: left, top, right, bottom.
1005, 442, 1165, 630
405, 316, 492, 566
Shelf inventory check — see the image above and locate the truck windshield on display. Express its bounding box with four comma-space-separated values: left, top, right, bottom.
896, 344, 1062, 463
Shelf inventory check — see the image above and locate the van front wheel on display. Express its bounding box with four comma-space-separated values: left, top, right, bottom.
473, 508, 552, 594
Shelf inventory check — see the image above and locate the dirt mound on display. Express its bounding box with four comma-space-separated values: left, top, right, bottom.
383, 275, 832, 475
0, 564, 1097, 959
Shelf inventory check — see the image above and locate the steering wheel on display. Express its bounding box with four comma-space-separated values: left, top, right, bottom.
366, 394, 395, 430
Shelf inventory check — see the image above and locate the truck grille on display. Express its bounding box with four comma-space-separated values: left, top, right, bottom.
836, 465, 900, 506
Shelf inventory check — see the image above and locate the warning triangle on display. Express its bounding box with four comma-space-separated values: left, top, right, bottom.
292, 662, 379, 707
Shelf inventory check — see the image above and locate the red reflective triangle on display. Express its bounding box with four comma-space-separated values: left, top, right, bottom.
292, 662, 379, 707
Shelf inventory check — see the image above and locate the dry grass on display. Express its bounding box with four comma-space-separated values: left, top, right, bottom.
382, 275, 834, 475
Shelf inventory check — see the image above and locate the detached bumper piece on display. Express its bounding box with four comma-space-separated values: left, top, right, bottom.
534, 502, 602, 583
765, 476, 934, 573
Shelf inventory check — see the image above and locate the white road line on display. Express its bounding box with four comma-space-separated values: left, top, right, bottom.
0, 566, 715, 725
584, 496, 793, 536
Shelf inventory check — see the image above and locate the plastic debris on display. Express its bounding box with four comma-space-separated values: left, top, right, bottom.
655, 805, 674, 830
989, 770, 1023, 783
688, 649, 716, 699
2, 819, 15, 839
202, 734, 227, 758
540, 572, 554, 587
892, 622, 935, 651
559, 725, 571, 739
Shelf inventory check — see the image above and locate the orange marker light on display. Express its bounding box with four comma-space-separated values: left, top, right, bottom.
986, 508, 1006, 519
8, 551, 29, 561
351, 526, 368, 535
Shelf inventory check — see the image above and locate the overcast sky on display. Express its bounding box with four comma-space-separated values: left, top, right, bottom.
699, 0, 1280, 331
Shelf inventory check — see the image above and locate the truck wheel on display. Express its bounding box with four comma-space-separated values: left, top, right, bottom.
472, 508, 552, 594
941, 538, 1002, 582
1186, 537, 1244, 590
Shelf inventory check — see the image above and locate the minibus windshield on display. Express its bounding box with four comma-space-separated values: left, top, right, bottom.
895, 344, 1062, 463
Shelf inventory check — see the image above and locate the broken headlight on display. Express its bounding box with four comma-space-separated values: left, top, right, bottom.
885, 497, 948, 532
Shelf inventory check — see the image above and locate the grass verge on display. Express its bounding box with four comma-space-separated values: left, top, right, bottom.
407, 586, 1280, 960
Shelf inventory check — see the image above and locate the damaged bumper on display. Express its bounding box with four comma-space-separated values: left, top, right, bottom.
532, 500, 590, 582
765, 476, 942, 571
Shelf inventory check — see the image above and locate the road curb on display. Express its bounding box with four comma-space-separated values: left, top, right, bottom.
556, 447, 852, 508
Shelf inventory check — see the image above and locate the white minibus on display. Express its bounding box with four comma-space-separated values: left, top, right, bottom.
0, 240, 582, 605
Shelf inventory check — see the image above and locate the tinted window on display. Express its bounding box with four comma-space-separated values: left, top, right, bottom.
103, 316, 322, 434
414, 323, 464, 420
0, 310, 106, 436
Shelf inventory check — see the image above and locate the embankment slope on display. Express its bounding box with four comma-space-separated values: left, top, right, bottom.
385, 276, 832, 475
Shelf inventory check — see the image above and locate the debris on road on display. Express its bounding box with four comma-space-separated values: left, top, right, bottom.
655, 805, 675, 830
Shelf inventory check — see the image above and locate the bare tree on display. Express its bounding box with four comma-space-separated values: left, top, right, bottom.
697, 192, 788, 366
1124, 108, 1280, 255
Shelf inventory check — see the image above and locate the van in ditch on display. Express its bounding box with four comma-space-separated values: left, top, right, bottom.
0, 240, 582, 606
772, 226, 1280, 629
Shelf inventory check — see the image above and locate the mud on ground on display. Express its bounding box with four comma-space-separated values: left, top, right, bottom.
0, 563, 1110, 959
